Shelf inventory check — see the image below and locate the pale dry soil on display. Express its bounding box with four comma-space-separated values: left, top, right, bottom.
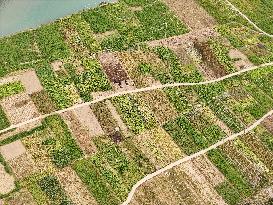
0, 93, 40, 124
61, 110, 97, 155
0, 164, 15, 195
56, 167, 98, 205
163, 0, 216, 30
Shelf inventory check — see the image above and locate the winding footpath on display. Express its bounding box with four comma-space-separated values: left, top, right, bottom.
122, 109, 273, 205
224, 0, 273, 37
0, 62, 273, 135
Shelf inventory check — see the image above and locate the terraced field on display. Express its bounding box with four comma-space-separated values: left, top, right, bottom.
0, 0, 273, 205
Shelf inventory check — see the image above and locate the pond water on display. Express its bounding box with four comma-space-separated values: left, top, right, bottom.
0, 0, 115, 37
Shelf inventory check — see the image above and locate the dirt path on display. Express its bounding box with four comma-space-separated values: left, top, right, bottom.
0, 62, 272, 135
223, 0, 273, 37
163, 0, 216, 30
121, 109, 273, 205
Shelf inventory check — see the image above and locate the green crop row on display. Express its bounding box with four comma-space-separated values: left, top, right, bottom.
112, 95, 156, 134
42, 115, 83, 168
73, 137, 154, 205
208, 149, 253, 204
0, 106, 10, 130
36, 62, 76, 109
64, 59, 112, 102
153, 46, 203, 83
83, 0, 187, 51
38, 175, 72, 205
0, 81, 25, 100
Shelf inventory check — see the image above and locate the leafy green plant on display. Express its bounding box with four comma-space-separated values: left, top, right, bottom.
0, 81, 25, 100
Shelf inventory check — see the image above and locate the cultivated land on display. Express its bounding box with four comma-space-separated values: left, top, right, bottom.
0, 0, 273, 205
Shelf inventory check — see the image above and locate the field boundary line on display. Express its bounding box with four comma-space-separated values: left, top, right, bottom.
223, 0, 273, 37
121, 109, 273, 205
0, 62, 273, 135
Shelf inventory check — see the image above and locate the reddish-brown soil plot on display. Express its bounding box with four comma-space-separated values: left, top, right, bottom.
99, 52, 130, 85
194, 41, 228, 78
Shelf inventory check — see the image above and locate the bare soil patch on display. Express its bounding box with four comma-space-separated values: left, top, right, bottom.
0, 75, 20, 86
0, 140, 26, 161
9, 152, 37, 179
192, 155, 225, 187
51, 60, 64, 72
95, 30, 118, 41
56, 167, 98, 205
262, 115, 273, 134
147, 28, 218, 49
74, 105, 104, 137
177, 161, 227, 205
228, 49, 253, 70
3, 188, 36, 205
99, 52, 130, 86
137, 90, 178, 125
163, 0, 216, 30
61, 111, 97, 155
129, 6, 143, 12
105, 100, 128, 133
19, 70, 43, 94
0, 164, 15, 195
0, 93, 40, 124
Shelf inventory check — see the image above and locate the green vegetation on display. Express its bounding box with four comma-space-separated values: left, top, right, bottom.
112, 95, 156, 134
153, 46, 203, 83
42, 115, 83, 168
208, 149, 253, 203
38, 175, 72, 205
0, 106, 10, 130
228, 0, 273, 34
64, 59, 112, 102
83, 0, 187, 50
0, 81, 24, 100
73, 137, 154, 205
34, 23, 70, 61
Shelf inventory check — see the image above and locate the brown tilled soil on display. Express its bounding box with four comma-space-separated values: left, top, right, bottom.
194, 41, 228, 78
99, 52, 130, 85
8, 152, 37, 179
56, 167, 98, 205
192, 155, 226, 187
3, 188, 36, 205
163, 0, 216, 30
61, 111, 97, 155
262, 115, 273, 134
0, 93, 40, 124
30, 90, 57, 114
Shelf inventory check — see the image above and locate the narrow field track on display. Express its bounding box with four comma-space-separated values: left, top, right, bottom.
122, 109, 273, 205
0, 62, 273, 135
224, 0, 273, 37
